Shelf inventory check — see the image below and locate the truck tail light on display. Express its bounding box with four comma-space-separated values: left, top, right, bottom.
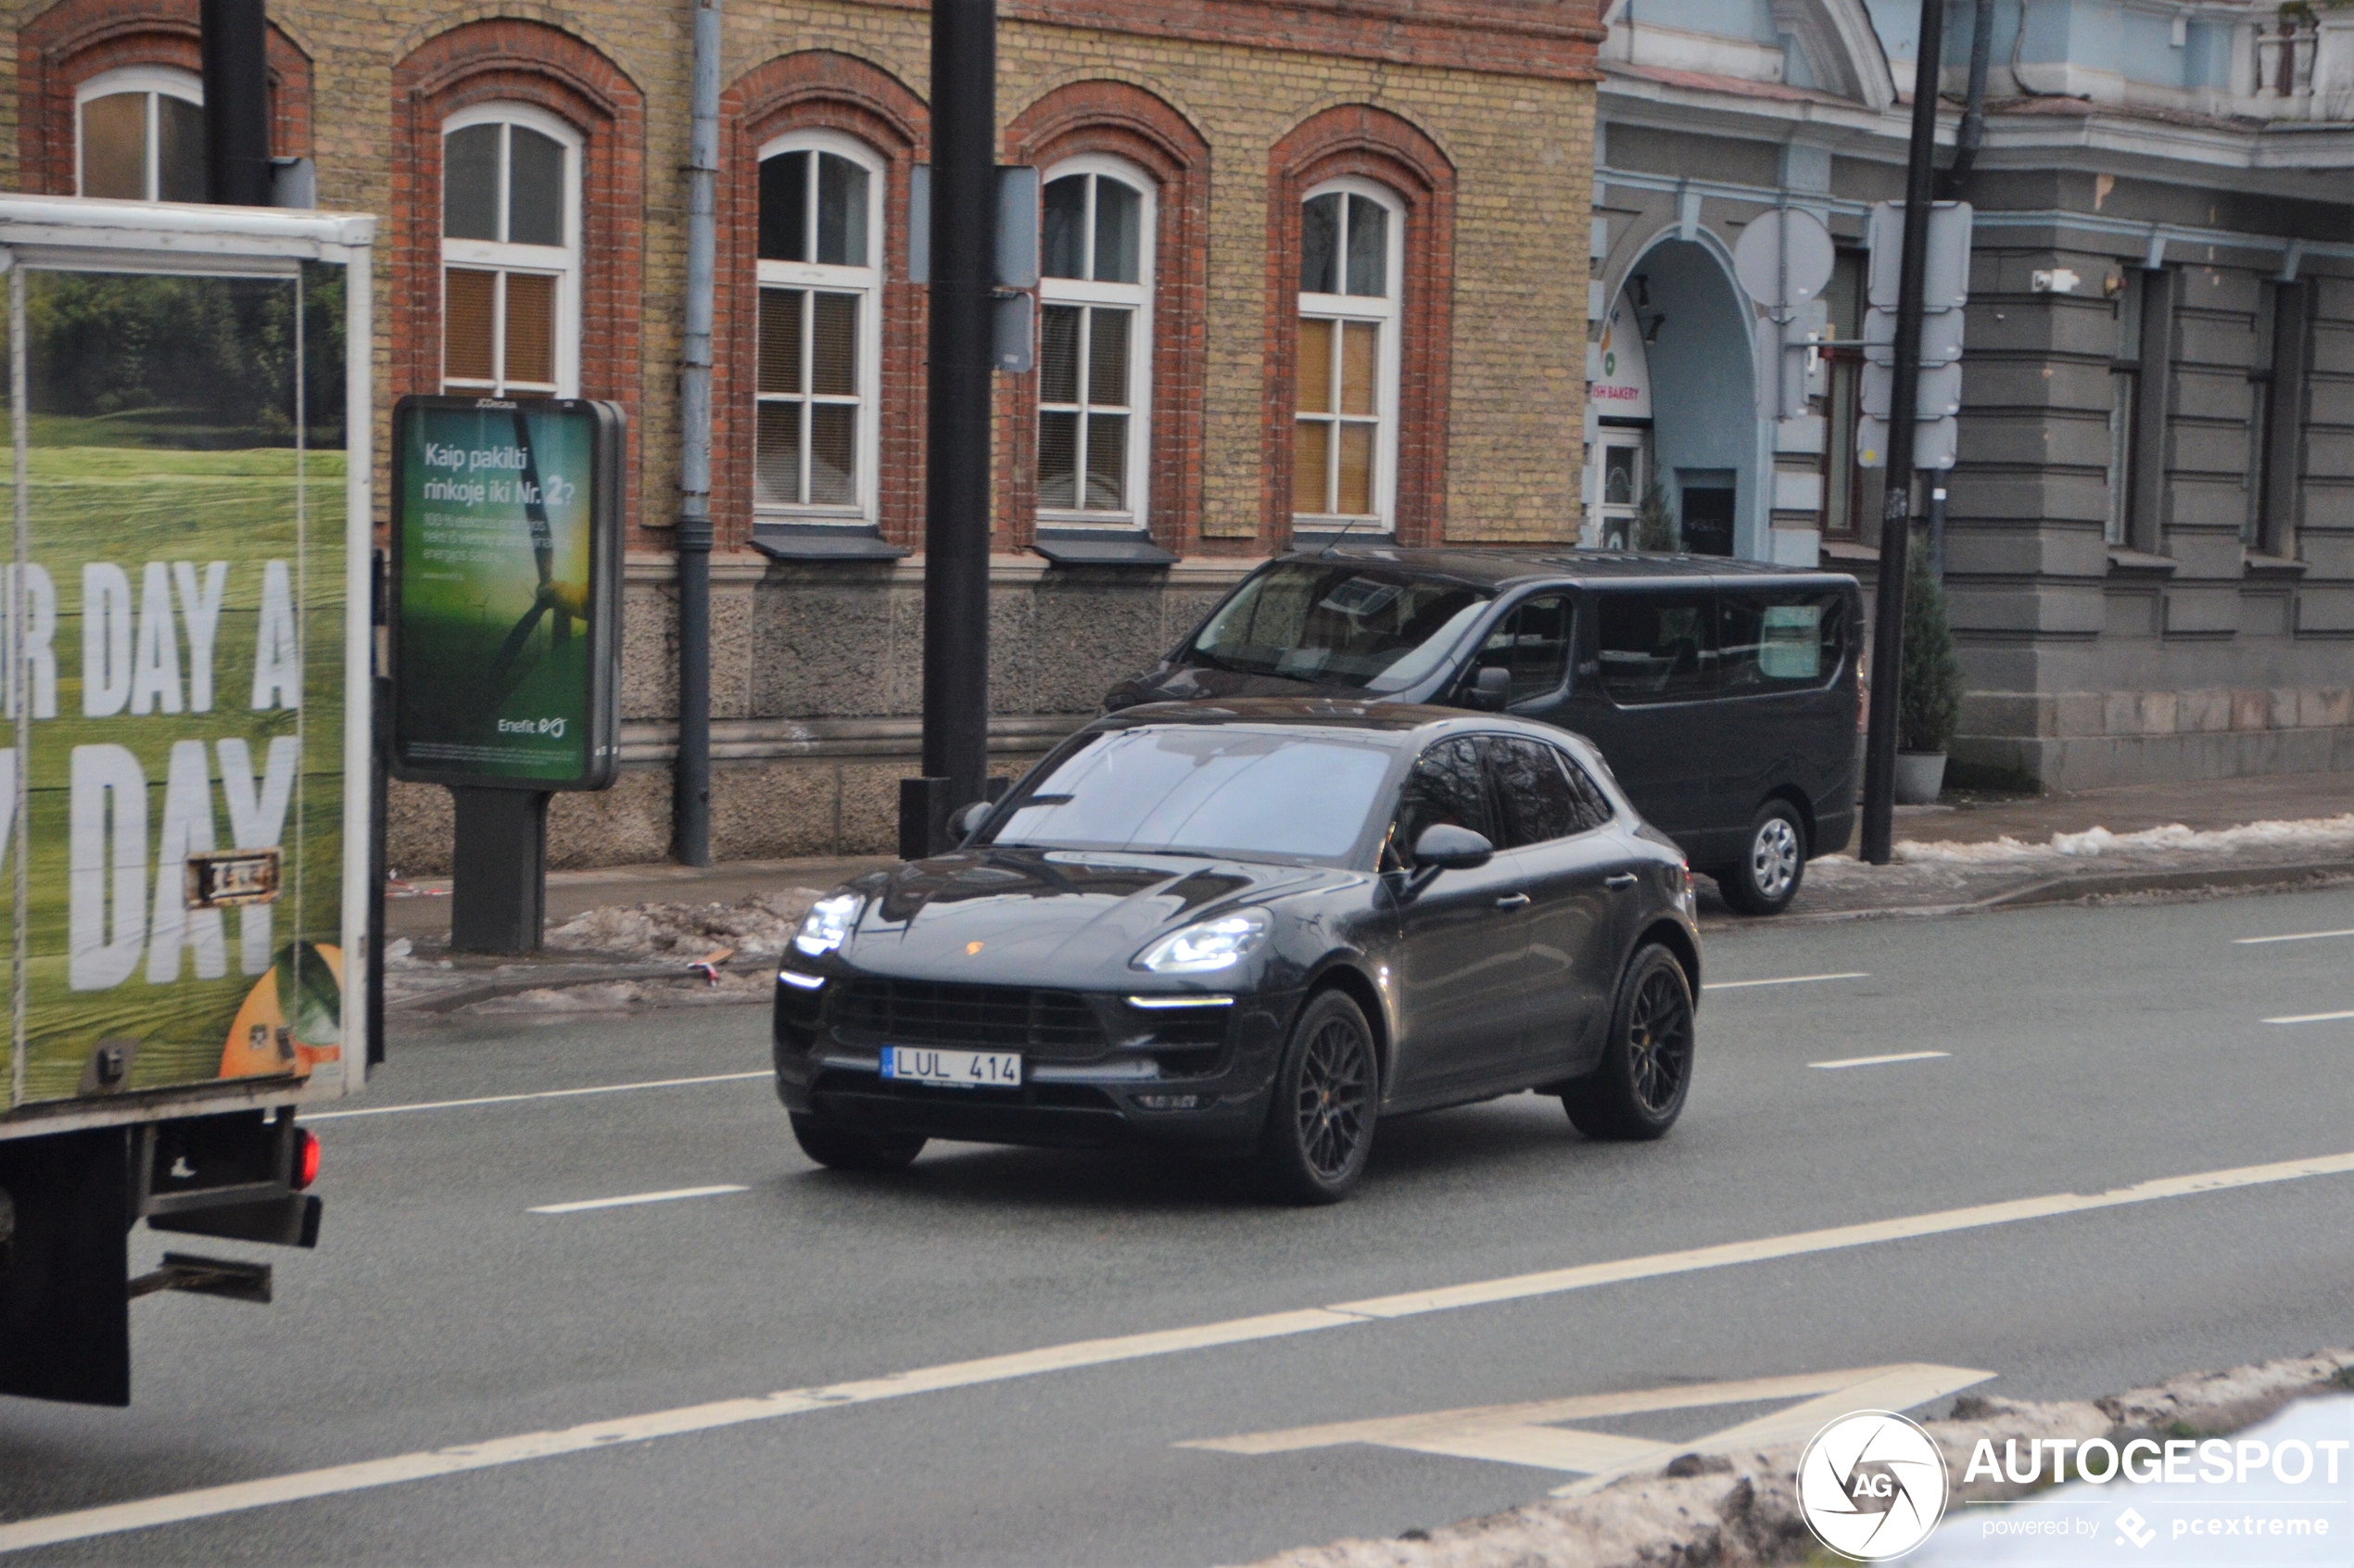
292, 1128, 320, 1190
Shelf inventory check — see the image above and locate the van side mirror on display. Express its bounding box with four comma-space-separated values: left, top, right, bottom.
1462, 665, 1511, 712
1411, 824, 1493, 871
950, 801, 994, 841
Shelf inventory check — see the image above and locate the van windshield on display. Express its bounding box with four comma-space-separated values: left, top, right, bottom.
1181, 563, 1493, 693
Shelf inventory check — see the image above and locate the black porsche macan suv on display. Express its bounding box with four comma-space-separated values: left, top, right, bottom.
774, 700, 1702, 1203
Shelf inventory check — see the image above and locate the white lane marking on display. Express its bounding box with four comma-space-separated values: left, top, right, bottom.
2235, 928, 2354, 946
1702, 971, 1869, 992
13, 1146, 2354, 1553
528, 1185, 748, 1215
1181, 1363, 1993, 1501
306, 1072, 767, 1121
1810, 1051, 1950, 1069
2263, 1009, 2354, 1026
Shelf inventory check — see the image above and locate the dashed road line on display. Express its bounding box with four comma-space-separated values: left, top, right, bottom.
1702, 971, 1870, 992
305, 1072, 768, 1121
2263, 1009, 2354, 1026
2234, 928, 2354, 946
1810, 1051, 1950, 1069
12, 1145, 2354, 1553
528, 1185, 749, 1215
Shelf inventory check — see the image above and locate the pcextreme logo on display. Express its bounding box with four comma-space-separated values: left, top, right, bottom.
1798, 1410, 1954, 1561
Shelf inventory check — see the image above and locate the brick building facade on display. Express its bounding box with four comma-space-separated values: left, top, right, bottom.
1, 0, 1605, 866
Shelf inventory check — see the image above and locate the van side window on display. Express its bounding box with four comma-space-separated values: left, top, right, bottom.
1718, 591, 1845, 692
1596, 591, 1715, 704
1474, 595, 1573, 706
1392, 737, 1493, 864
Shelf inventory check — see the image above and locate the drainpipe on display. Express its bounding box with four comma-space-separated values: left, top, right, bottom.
673, 0, 720, 866
1939, 0, 1997, 199
198, 0, 271, 206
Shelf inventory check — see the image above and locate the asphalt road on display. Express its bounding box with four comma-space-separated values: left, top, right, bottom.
7, 884, 2354, 1565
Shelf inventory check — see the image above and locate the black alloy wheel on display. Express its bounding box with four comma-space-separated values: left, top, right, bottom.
1718, 799, 1806, 917
1563, 943, 1695, 1141
790, 1112, 927, 1173
1254, 989, 1380, 1205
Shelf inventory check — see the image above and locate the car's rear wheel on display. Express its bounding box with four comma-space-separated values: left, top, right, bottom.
1563, 944, 1695, 1141
1253, 989, 1379, 1205
1716, 799, 1806, 917
790, 1112, 926, 1173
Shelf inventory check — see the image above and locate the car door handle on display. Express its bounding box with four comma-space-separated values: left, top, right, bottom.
1604, 873, 1639, 890
1494, 892, 1531, 911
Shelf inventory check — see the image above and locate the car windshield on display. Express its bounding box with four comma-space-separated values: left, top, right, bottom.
1181, 563, 1493, 693
982, 726, 1398, 864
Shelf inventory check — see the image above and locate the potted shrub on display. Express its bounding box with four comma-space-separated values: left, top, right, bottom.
1633, 483, 1678, 553
1895, 542, 1965, 803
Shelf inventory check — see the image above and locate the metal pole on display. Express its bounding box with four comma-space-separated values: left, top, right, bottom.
198, 0, 271, 206
921, 0, 997, 825
1860, 0, 1946, 866
673, 0, 721, 867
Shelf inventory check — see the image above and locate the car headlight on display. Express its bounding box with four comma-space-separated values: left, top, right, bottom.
793, 892, 863, 957
1135, 908, 1271, 974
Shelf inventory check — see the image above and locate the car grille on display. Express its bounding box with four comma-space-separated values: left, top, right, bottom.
830, 978, 1108, 1054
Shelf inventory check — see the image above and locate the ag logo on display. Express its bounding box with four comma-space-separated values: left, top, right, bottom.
1795, 1410, 1950, 1561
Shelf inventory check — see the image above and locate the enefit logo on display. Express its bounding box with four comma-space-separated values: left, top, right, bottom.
1797, 1410, 1953, 1562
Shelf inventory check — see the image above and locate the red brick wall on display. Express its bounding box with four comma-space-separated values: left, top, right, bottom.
1261, 105, 1457, 550
387, 19, 647, 541
1000, 79, 1210, 555
17, 0, 310, 195
720, 50, 930, 552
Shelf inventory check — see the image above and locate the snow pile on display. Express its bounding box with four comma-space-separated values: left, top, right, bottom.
542, 888, 828, 961
1891, 813, 2354, 866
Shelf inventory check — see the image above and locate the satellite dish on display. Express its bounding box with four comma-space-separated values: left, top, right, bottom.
1732, 208, 1835, 317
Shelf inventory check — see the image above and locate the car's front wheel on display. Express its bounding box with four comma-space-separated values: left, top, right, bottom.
1563, 943, 1695, 1140
790, 1112, 926, 1172
1253, 989, 1380, 1205
1716, 799, 1806, 917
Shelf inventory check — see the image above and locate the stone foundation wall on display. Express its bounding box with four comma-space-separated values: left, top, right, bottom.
1954, 686, 2354, 790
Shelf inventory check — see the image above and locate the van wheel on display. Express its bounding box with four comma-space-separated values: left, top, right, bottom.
791, 1113, 926, 1172
1717, 800, 1806, 917
1563, 944, 1695, 1140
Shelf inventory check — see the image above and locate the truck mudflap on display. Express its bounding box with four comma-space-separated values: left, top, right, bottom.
0, 1108, 321, 1406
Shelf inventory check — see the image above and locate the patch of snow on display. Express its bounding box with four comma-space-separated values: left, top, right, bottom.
1892, 814, 2354, 866
542, 888, 827, 961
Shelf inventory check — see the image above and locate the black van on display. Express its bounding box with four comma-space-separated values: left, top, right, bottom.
1103, 548, 1862, 916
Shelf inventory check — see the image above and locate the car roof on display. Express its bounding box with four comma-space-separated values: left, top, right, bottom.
1084, 697, 1575, 746
1266, 545, 1858, 592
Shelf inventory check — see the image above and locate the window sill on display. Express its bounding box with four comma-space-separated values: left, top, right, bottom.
2107, 547, 2176, 578
2244, 551, 2308, 580
1289, 525, 1395, 555
1029, 529, 1176, 567
749, 523, 906, 562
1818, 537, 1878, 566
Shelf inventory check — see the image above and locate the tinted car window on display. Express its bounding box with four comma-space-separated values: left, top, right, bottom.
1718, 590, 1845, 692
1597, 591, 1715, 704
987, 727, 1395, 864
1183, 563, 1493, 693
1474, 595, 1573, 706
1485, 736, 1581, 848
1392, 737, 1492, 862
1557, 749, 1616, 833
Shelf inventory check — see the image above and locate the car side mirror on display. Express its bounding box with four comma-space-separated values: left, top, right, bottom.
1411, 824, 1493, 871
949, 801, 993, 841
1462, 665, 1511, 712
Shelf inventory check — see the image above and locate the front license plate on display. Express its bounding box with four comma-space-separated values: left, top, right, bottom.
880, 1046, 1023, 1089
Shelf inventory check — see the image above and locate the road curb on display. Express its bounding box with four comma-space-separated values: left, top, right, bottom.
1243, 1349, 2354, 1568
1738, 858, 2354, 928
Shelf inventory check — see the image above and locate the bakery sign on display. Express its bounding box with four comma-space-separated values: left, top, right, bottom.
1588, 290, 1653, 420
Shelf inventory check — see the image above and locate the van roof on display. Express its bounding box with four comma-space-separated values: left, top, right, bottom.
1273, 545, 1859, 593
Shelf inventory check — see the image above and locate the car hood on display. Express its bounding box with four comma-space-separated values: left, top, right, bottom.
842, 847, 1350, 980
1112, 662, 1380, 706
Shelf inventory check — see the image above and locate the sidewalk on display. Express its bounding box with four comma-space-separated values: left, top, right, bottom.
382, 770, 2353, 1014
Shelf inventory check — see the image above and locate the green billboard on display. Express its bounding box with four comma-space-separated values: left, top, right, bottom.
388, 397, 622, 790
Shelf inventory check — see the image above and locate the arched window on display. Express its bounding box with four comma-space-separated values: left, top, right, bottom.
77, 67, 204, 202
440, 104, 580, 398
1293, 179, 1403, 530
754, 131, 882, 521
1037, 158, 1154, 528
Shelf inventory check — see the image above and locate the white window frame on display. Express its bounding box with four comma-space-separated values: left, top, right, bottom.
75, 66, 202, 201
1295, 176, 1404, 532
440, 101, 582, 398
753, 128, 884, 525
1036, 155, 1156, 532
